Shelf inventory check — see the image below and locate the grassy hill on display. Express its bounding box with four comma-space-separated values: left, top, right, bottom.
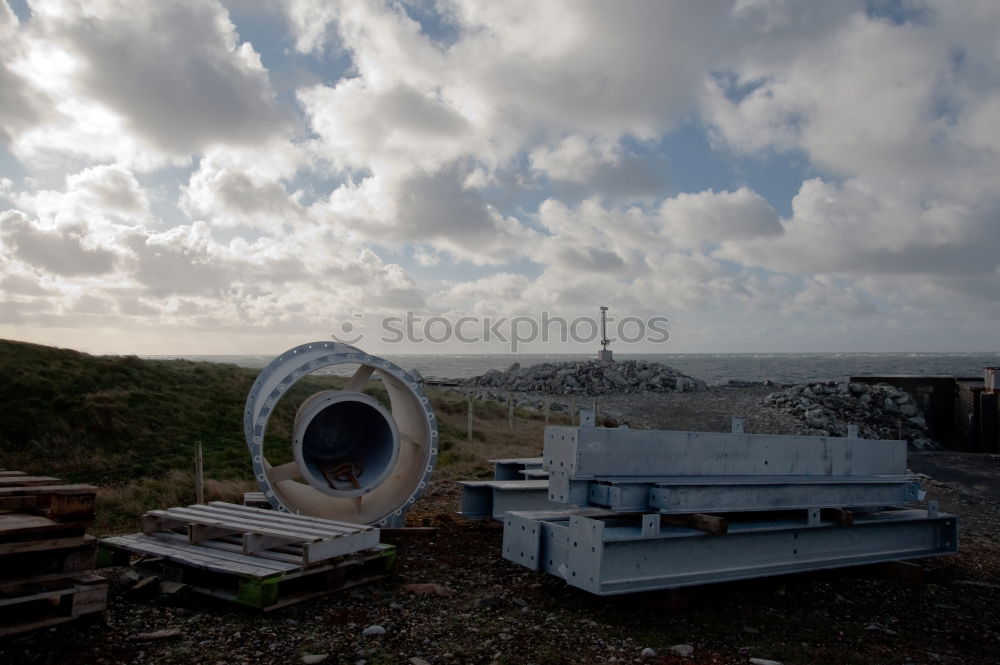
0, 339, 553, 532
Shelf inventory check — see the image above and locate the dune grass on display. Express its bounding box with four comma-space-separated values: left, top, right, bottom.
0, 338, 567, 533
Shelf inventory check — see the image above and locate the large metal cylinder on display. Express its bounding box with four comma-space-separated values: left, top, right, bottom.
244, 342, 438, 527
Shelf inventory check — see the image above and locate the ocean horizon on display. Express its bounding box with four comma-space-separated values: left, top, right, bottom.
143, 351, 1000, 387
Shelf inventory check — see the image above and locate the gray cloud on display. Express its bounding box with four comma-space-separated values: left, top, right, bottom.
0, 273, 51, 296
0, 3, 51, 145
123, 227, 232, 297
0, 63, 49, 145
0, 210, 117, 276
555, 246, 626, 273
49, 0, 287, 155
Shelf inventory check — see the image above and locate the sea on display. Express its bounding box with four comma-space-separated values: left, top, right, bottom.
145, 352, 1000, 387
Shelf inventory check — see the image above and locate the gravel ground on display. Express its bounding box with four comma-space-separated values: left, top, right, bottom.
594, 386, 806, 434
3, 389, 998, 665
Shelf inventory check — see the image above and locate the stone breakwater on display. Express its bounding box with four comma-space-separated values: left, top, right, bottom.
460, 359, 708, 396
763, 381, 936, 448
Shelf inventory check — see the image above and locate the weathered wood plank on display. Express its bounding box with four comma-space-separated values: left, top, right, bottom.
194, 502, 367, 532
155, 531, 303, 566
0, 513, 89, 537
153, 508, 327, 542
0, 534, 88, 555
100, 534, 295, 576
0, 476, 62, 487
207, 501, 374, 531
185, 537, 305, 564
659, 513, 729, 536
163, 506, 371, 543
0, 483, 97, 497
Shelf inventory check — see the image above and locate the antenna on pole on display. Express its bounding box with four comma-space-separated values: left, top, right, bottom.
598, 306, 613, 362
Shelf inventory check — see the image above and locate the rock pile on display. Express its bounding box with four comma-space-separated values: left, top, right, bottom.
461, 359, 707, 396
763, 381, 936, 447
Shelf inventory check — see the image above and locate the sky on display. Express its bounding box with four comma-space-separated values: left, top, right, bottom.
0, 0, 998, 356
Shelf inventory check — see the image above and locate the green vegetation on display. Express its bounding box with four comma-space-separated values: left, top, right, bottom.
0, 339, 562, 533
0, 338, 329, 484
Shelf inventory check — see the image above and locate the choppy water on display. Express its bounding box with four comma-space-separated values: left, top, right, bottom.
145, 352, 1000, 386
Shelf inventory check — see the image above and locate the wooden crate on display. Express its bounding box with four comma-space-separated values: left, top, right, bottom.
99, 534, 395, 611
0, 573, 107, 636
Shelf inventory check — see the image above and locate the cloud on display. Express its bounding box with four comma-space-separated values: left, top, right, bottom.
318, 166, 537, 265
0, 272, 54, 297
661, 187, 782, 249
66, 165, 150, 217
6, 164, 152, 227
180, 165, 304, 231
717, 178, 1000, 281
703, 5, 1000, 196
0, 210, 118, 276
529, 134, 669, 201
7, 0, 287, 169
0, 2, 52, 145
3, 2, 1000, 352
0, 170, 426, 333
291, 0, 738, 260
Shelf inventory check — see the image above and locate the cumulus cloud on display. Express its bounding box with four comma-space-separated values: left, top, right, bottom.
7, 0, 287, 169
65, 165, 150, 217
6, 164, 152, 228
0, 173, 425, 335
292, 1, 735, 257
660, 187, 782, 249
717, 178, 1000, 282
529, 135, 668, 201
3, 1, 1000, 351
0, 210, 118, 276
318, 166, 537, 265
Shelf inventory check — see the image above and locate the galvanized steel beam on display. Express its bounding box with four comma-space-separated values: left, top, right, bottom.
459, 480, 564, 519
544, 426, 907, 505
581, 475, 922, 513
489, 457, 544, 481
503, 507, 958, 595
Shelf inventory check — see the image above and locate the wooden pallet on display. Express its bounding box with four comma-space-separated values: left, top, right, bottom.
0, 537, 98, 581
0, 474, 96, 549
0, 472, 106, 634
0, 473, 99, 581
99, 534, 395, 610
0, 481, 97, 521
0, 573, 107, 636
140, 502, 379, 566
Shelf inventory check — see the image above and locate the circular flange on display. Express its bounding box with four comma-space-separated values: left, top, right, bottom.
292, 390, 400, 498
244, 341, 438, 526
